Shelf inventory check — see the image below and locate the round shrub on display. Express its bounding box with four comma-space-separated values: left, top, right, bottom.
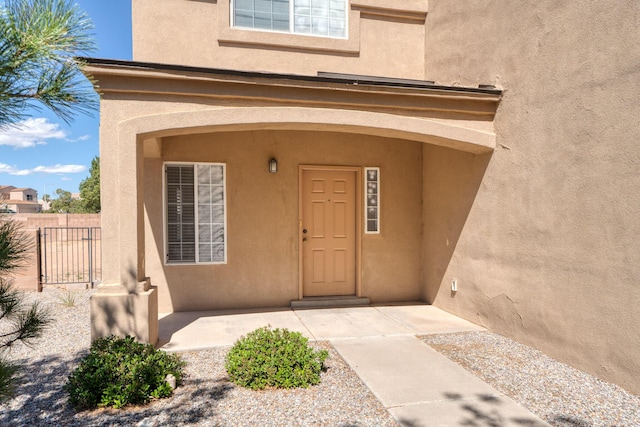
225, 326, 328, 390
65, 336, 186, 410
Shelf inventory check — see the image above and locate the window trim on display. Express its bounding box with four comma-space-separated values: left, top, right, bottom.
219, 1, 359, 54
364, 166, 380, 234
230, 0, 349, 40
163, 161, 228, 265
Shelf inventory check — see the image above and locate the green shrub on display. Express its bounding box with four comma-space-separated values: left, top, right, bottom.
0, 358, 18, 400
225, 326, 328, 390
65, 336, 186, 410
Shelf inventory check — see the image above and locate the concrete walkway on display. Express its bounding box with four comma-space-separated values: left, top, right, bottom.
158, 304, 549, 426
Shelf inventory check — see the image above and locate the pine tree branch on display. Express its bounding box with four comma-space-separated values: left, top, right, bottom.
0, 219, 32, 274
0, 301, 52, 349
0, 281, 21, 322
0, 0, 98, 128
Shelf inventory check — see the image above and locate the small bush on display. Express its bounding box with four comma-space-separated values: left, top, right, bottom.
225, 326, 328, 390
65, 336, 186, 410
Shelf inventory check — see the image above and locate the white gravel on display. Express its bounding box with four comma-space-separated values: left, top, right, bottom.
0, 288, 397, 426
1, 288, 638, 426
421, 332, 640, 427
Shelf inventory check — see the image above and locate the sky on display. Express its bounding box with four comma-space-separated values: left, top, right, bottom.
0, 1, 132, 197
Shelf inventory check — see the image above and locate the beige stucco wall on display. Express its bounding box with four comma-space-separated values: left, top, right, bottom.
95, 0, 638, 397
92, 1, 505, 346
132, 0, 427, 80
145, 130, 423, 312
94, 77, 497, 296
92, 77, 493, 343
423, 1, 640, 394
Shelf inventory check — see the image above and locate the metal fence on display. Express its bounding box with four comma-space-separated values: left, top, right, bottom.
38, 227, 102, 287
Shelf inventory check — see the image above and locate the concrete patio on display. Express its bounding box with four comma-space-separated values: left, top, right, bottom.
158, 304, 550, 426
158, 304, 485, 351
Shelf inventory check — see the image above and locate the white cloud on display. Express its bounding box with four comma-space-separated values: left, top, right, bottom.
0, 118, 67, 148
66, 134, 91, 143
0, 162, 86, 176
0, 163, 20, 174
32, 164, 87, 174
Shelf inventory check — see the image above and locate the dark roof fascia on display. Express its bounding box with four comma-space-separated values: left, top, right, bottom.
79, 57, 503, 96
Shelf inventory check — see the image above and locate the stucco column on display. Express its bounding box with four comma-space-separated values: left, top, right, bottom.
91, 118, 158, 344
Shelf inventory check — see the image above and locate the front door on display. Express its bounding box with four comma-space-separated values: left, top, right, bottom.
301, 168, 357, 297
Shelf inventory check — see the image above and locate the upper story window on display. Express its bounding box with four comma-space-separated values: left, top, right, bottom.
233, 0, 347, 38
26, 194, 33, 201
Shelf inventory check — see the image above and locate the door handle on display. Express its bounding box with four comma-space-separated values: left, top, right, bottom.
303, 237, 308, 242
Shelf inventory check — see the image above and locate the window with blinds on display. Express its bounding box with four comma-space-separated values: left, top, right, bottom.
233, 0, 347, 38
165, 163, 227, 264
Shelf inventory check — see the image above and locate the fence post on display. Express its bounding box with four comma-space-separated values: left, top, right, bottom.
88, 227, 93, 287
36, 228, 42, 292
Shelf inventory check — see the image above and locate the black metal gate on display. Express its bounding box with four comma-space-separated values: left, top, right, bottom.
38, 227, 102, 287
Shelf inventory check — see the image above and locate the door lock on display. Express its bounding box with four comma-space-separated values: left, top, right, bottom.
303, 229, 308, 234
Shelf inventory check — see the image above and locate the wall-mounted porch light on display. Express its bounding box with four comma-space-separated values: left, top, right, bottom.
269, 158, 278, 173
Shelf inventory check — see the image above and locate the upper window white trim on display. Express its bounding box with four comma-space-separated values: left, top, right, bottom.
231, 0, 348, 39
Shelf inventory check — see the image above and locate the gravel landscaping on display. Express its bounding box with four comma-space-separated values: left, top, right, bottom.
0, 289, 397, 426
422, 333, 640, 427
1, 288, 639, 426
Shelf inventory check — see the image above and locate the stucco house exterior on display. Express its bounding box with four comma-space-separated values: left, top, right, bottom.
88, 0, 639, 395
0, 186, 41, 213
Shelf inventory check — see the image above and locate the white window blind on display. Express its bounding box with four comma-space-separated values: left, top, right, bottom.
166, 163, 226, 264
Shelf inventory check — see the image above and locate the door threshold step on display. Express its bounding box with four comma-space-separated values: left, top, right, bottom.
291, 296, 371, 309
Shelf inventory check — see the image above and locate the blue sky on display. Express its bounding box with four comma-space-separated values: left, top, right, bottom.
0, 1, 132, 197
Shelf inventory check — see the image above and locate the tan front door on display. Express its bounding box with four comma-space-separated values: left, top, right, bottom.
301, 168, 357, 297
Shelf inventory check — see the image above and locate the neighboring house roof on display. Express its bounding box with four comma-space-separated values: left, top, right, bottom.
0, 186, 16, 194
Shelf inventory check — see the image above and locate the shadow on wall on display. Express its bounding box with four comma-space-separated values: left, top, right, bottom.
90, 291, 137, 340
422, 145, 492, 303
